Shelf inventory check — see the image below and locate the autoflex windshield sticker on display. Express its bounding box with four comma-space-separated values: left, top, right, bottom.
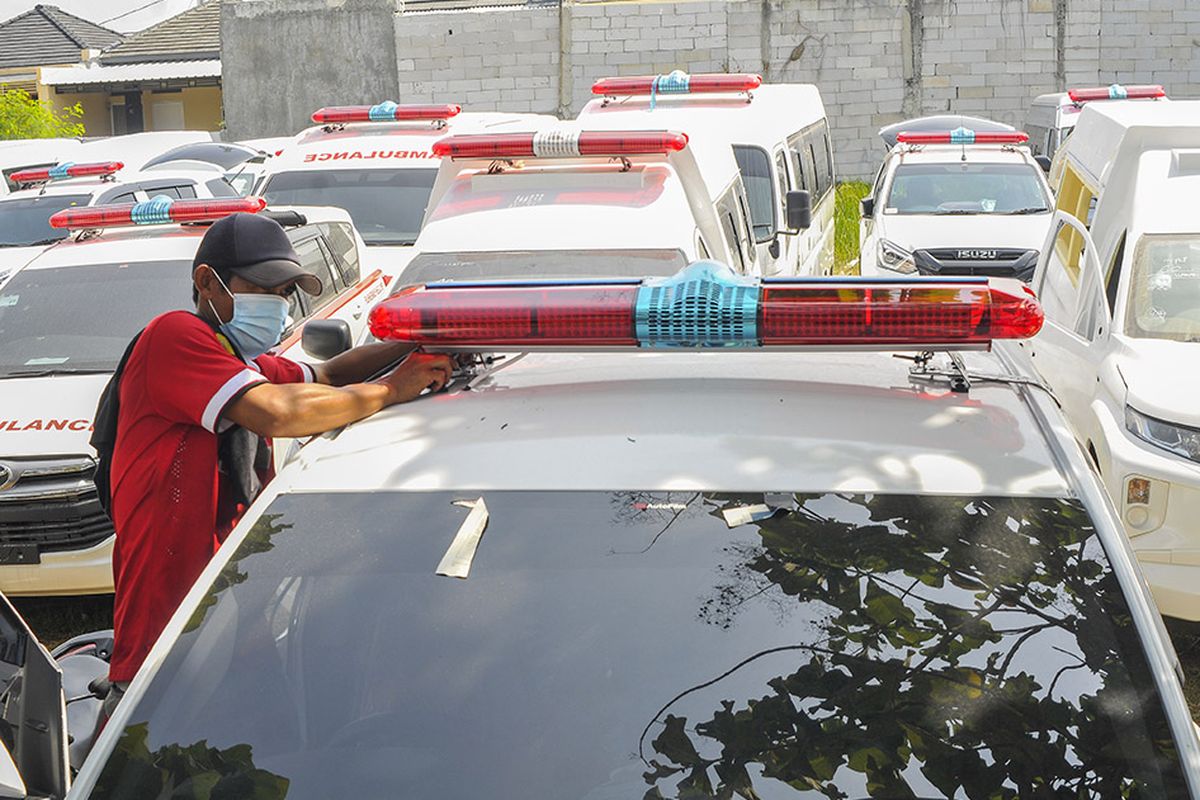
437, 497, 490, 579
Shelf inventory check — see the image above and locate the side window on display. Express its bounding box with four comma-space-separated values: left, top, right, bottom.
171, 184, 197, 199
716, 192, 745, 273
1105, 232, 1127, 314
206, 178, 240, 198
1052, 164, 1097, 286
320, 222, 361, 286
107, 191, 137, 205
822, 125, 835, 188
731, 145, 776, 243
808, 123, 832, 201
696, 232, 710, 260
290, 235, 339, 311
788, 131, 810, 193
736, 193, 756, 268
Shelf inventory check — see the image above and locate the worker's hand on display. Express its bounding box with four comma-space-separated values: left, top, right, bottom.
373, 352, 455, 404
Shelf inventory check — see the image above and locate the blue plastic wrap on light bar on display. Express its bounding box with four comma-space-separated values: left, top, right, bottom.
47, 162, 75, 179
130, 195, 175, 225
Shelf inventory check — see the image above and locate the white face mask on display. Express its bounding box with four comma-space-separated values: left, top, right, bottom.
208, 270, 290, 359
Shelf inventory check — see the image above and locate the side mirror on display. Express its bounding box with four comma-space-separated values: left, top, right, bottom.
1035, 155, 1052, 174
0, 739, 25, 800
860, 196, 875, 218
785, 190, 812, 231
301, 319, 353, 361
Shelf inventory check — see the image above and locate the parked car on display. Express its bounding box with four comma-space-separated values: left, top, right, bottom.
1026, 83, 1167, 161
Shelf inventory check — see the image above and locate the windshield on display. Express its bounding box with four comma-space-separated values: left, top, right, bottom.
402, 248, 689, 285
85, 491, 1187, 800
885, 162, 1050, 215
0, 260, 190, 376
1127, 235, 1200, 342
262, 168, 436, 246
0, 194, 89, 246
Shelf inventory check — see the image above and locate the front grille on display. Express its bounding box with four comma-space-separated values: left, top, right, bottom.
913, 248, 1039, 281
0, 457, 113, 554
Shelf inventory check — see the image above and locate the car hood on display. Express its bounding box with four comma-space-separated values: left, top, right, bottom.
0, 374, 109, 456
1115, 339, 1200, 428
0, 245, 53, 280
878, 213, 1052, 251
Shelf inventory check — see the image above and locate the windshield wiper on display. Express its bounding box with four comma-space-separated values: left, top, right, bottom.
1005, 207, 1049, 215
0, 238, 60, 248
934, 209, 976, 215
0, 368, 112, 379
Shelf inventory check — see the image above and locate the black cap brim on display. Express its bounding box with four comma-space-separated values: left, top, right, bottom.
230, 258, 322, 296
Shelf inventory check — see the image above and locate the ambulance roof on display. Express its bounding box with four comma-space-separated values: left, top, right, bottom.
270, 112, 554, 172
416, 162, 699, 254
280, 347, 1069, 497
577, 84, 826, 150
1060, 101, 1200, 189
1119, 149, 1200, 236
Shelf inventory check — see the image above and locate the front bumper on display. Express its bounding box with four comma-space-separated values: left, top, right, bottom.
1097, 413, 1200, 620
0, 535, 114, 596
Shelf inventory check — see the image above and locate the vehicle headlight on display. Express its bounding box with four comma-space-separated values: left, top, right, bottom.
878, 239, 916, 274
1125, 406, 1200, 463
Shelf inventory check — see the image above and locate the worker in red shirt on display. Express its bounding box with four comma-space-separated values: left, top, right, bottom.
101, 213, 452, 712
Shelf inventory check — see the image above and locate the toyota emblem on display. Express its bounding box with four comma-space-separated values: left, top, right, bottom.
0, 464, 13, 491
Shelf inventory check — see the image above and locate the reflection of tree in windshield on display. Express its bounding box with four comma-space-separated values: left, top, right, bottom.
184, 513, 292, 634
643, 493, 1185, 799
90, 722, 289, 799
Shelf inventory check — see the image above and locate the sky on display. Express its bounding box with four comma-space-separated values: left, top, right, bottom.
0, 0, 201, 34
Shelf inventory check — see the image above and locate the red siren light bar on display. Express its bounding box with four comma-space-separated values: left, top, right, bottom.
311, 103, 462, 124
368, 262, 1044, 350
10, 161, 124, 184
431, 130, 689, 160
1068, 84, 1165, 103
897, 129, 1030, 145
49, 196, 267, 230
591, 72, 763, 96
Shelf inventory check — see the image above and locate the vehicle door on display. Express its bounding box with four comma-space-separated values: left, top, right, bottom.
732, 145, 781, 275
1028, 210, 1111, 453
860, 158, 890, 270
788, 128, 823, 275
0, 593, 68, 800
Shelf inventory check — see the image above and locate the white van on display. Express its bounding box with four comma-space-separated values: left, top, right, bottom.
578, 73, 835, 276
404, 125, 797, 286
1026, 84, 1167, 161
1023, 100, 1200, 620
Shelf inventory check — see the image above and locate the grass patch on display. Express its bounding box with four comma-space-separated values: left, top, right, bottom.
834, 181, 871, 275
12, 595, 113, 650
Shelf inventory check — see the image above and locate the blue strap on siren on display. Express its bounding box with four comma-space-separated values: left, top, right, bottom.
47, 162, 75, 179
130, 194, 175, 225
949, 126, 976, 144
1108, 83, 1128, 99
650, 70, 691, 110
634, 261, 759, 348
368, 100, 399, 121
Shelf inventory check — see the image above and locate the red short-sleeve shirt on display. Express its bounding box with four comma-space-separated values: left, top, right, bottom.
108, 311, 312, 682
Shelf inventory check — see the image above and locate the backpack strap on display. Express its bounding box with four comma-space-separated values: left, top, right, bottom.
90, 330, 144, 518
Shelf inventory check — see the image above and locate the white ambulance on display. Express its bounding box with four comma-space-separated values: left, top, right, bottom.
0, 160, 241, 280
579, 72, 836, 275
1026, 83, 1167, 161
404, 125, 780, 285
859, 128, 1054, 281
0, 196, 383, 596
1022, 100, 1200, 620
257, 103, 553, 279
70, 264, 1200, 799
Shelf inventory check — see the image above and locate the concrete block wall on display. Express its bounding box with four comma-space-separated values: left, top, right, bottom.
222, 0, 1200, 180
222, 0, 401, 138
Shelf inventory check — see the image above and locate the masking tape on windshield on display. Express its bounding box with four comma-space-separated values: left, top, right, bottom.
721, 504, 777, 528
437, 497, 489, 579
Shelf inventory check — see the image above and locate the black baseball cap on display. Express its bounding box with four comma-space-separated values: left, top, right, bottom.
192, 212, 322, 296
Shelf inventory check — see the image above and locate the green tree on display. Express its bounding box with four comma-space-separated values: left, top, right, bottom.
0, 88, 84, 140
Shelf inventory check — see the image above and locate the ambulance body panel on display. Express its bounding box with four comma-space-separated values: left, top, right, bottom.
1025, 100, 1200, 619
578, 83, 836, 275
258, 112, 554, 282
0, 202, 376, 595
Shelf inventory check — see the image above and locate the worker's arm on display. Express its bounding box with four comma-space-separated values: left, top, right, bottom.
311, 341, 417, 387
224, 352, 454, 438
